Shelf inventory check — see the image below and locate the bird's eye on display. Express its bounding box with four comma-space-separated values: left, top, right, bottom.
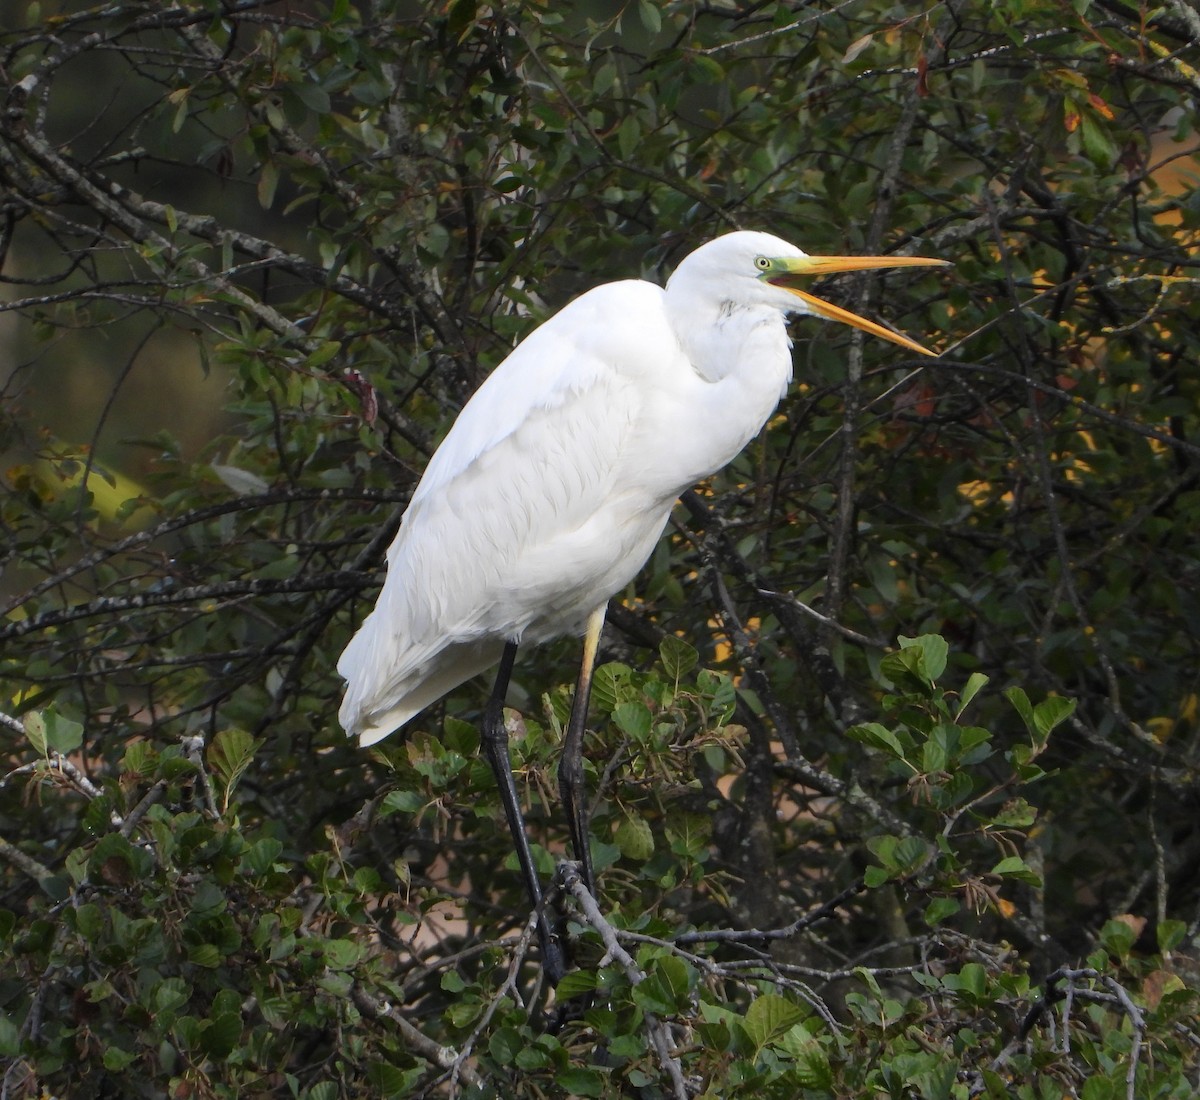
754, 256, 771, 270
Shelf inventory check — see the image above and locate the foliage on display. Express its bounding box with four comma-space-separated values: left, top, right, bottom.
1, 0, 1198, 1096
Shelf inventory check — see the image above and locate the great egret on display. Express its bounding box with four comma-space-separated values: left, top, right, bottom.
339, 230, 946, 981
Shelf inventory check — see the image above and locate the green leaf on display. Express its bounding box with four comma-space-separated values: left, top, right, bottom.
1081, 1076, 1117, 1100
323, 938, 363, 970
22, 711, 47, 757
243, 837, 283, 876
899, 633, 948, 682
200, 1012, 241, 1059
488, 1026, 523, 1064
304, 340, 342, 369
612, 700, 652, 741
168, 86, 189, 133
187, 943, 222, 968
616, 116, 642, 161
632, 956, 693, 1014
154, 977, 191, 1015
207, 728, 262, 812
514, 1039, 551, 1069
1004, 686, 1035, 735
446, 0, 478, 42
636, 0, 661, 33
1157, 919, 1187, 953
591, 662, 633, 712
380, 789, 426, 815
794, 1044, 834, 1089
945, 962, 987, 999
991, 855, 1040, 884
212, 988, 241, 1017
868, 833, 930, 878
89, 832, 154, 883
864, 866, 890, 888
923, 722, 956, 772
257, 160, 279, 208
366, 1061, 423, 1097
845, 722, 907, 759
866, 833, 898, 866
305, 1084, 340, 1100
45, 708, 83, 753
102, 1045, 137, 1071
1032, 695, 1076, 740
0, 1014, 20, 1057
614, 811, 655, 861
990, 797, 1037, 829
291, 80, 331, 113
556, 1067, 606, 1097
23, 707, 83, 756
74, 901, 104, 941
1079, 112, 1115, 167
741, 993, 806, 1054
555, 969, 598, 999
957, 671, 989, 716
924, 897, 960, 926
442, 715, 479, 755
659, 635, 698, 683
893, 835, 931, 873
1005, 687, 1074, 746
1098, 918, 1136, 959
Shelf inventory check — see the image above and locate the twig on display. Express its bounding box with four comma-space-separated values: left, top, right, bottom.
46, 752, 102, 800
181, 736, 220, 820
1, 572, 376, 642
350, 984, 484, 1090
2, 748, 128, 839
120, 779, 170, 839
559, 863, 692, 1100
1016, 967, 1146, 1100
930, 358, 1200, 464
0, 487, 404, 621
755, 587, 884, 647
674, 877, 868, 946
447, 906, 540, 1096
561, 864, 643, 978
0, 834, 53, 882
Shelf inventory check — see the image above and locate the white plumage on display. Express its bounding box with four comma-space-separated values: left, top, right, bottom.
338, 231, 944, 745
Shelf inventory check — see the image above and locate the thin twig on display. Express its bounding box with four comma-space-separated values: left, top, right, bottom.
351, 984, 484, 1090
675, 877, 869, 946
447, 906, 540, 1096
120, 779, 170, 839
182, 736, 220, 820
0, 834, 53, 882
559, 864, 691, 1100
1018, 964, 1147, 1100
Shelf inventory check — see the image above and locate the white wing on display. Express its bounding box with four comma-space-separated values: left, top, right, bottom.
339, 279, 680, 744
409, 279, 650, 506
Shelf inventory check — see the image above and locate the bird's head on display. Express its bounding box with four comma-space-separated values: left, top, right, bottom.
668, 230, 949, 357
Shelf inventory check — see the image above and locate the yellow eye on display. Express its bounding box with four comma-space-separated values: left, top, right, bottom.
755, 256, 771, 270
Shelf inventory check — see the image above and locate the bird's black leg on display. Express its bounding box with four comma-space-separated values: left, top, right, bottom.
480, 640, 567, 985
559, 606, 605, 895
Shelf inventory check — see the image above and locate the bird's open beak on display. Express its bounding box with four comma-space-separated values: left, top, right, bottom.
763, 254, 950, 357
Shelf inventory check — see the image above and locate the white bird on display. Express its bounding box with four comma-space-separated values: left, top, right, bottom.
338, 230, 946, 980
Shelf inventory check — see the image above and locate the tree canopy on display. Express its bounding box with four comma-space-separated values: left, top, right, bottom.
1, 1, 1198, 1097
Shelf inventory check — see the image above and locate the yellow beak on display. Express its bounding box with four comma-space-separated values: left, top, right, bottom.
764, 254, 950, 357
